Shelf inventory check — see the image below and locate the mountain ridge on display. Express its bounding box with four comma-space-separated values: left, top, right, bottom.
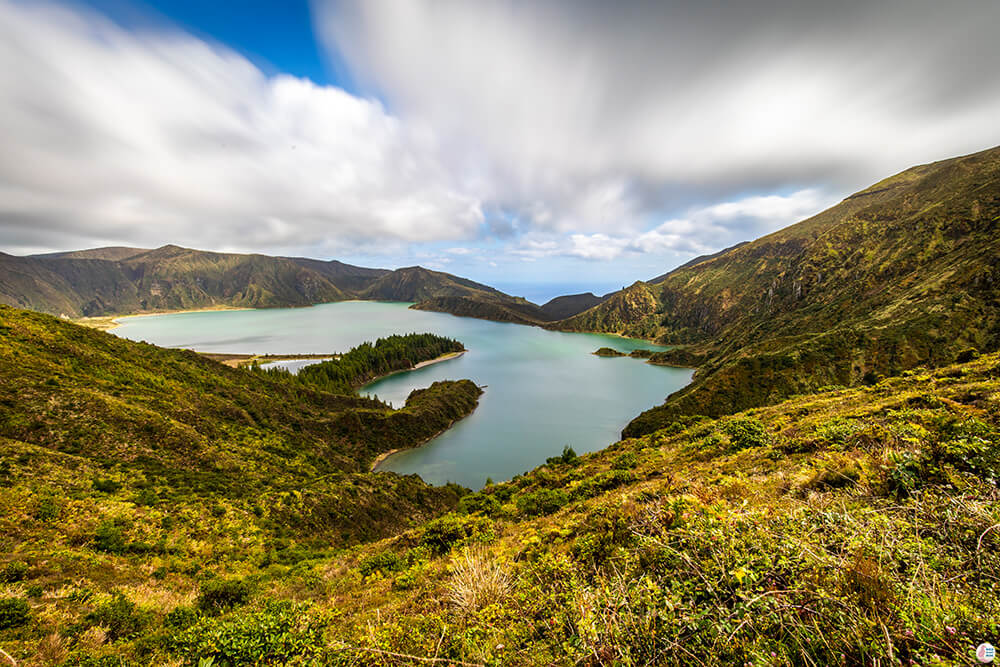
0, 245, 585, 321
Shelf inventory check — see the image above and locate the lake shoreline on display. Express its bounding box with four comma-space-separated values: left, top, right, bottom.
370, 404, 480, 473
110, 301, 694, 488
89, 299, 667, 346
208, 353, 335, 369
76, 305, 254, 331
367, 351, 473, 472
362, 350, 466, 388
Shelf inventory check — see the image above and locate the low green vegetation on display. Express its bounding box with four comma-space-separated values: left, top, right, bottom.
0, 305, 491, 662
3, 305, 998, 663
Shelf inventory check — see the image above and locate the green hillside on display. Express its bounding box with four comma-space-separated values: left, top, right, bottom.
3, 327, 996, 664
0, 306, 482, 542
552, 146, 1000, 434
0, 246, 351, 317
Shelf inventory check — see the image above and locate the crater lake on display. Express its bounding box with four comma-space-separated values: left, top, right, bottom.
113, 301, 693, 488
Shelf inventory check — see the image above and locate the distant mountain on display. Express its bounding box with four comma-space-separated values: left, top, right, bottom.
412, 294, 551, 325
0, 245, 543, 319
281, 256, 390, 293
538, 292, 609, 320
0, 245, 346, 316
554, 145, 1000, 435
2, 243, 618, 324
413, 285, 611, 324
359, 265, 503, 302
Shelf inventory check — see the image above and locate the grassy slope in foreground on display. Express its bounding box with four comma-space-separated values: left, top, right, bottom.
3, 348, 998, 663
0, 305, 483, 545
550, 145, 1000, 435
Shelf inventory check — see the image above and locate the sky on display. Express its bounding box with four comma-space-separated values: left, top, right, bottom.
1, 0, 999, 301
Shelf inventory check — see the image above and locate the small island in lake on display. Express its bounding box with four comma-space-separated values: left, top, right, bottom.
593, 347, 626, 357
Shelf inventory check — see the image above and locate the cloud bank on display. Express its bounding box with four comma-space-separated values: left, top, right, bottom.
0, 0, 481, 256
317, 0, 1000, 249
1, 0, 999, 284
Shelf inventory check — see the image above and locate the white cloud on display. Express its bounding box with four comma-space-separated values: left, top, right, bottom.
697, 190, 829, 228
318, 0, 1000, 236
0, 0, 482, 256
3, 0, 999, 275
508, 189, 832, 262
565, 234, 630, 261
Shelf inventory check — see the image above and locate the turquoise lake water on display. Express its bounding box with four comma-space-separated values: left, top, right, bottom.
113, 302, 692, 488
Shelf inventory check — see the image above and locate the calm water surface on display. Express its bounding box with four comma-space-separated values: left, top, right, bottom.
114, 302, 692, 488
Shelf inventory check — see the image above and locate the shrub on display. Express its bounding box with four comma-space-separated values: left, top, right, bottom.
457, 492, 502, 516
723, 417, 770, 451
885, 450, 924, 498
358, 551, 404, 577
515, 488, 569, 517
572, 531, 621, 567
392, 566, 422, 591
93, 519, 128, 554
813, 418, 860, 447
931, 418, 1000, 482
86, 593, 145, 640
134, 487, 158, 506
197, 578, 252, 614
955, 347, 980, 363
1, 560, 29, 583
571, 470, 637, 500
571, 505, 636, 567
0, 597, 29, 630
173, 601, 325, 664
164, 605, 199, 630
92, 478, 122, 494
33, 496, 58, 521
420, 514, 493, 554
611, 452, 638, 470
546, 445, 579, 466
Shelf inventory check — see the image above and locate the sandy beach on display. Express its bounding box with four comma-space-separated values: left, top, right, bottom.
364, 350, 466, 385
76, 305, 253, 331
